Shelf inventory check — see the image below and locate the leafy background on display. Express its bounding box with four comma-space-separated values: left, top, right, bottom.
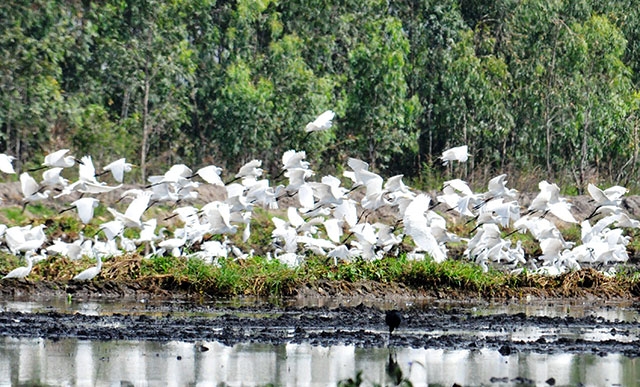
2, 0, 639, 192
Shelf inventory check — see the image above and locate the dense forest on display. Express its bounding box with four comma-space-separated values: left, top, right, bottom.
2, 0, 640, 191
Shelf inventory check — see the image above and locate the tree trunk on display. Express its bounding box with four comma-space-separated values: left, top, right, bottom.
141, 65, 151, 183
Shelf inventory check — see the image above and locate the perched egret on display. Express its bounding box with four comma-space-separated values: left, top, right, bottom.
2, 252, 35, 279
73, 255, 102, 281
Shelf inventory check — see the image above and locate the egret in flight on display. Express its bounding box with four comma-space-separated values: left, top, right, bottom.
101, 158, 133, 183
0, 154, 16, 174
305, 110, 335, 133
440, 145, 469, 165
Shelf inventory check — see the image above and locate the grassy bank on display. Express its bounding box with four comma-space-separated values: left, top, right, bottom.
0, 204, 639, 300
2, 252, 639, 300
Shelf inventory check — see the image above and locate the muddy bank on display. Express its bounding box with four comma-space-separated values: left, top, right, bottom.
1, 272, 639, 303
1, 303, 640, 357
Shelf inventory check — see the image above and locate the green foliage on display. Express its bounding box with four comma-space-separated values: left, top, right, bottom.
0, 208, 29, 225
341, 15, 420, 170
401, 258, 505, 293
2, 0, 640, 190
69, 104, 134, 164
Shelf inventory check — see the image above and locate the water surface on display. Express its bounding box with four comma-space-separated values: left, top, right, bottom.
1, 337, 639, 386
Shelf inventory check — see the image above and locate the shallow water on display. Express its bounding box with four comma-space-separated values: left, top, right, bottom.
1, 298, 639, 386
1, 337, 639, 386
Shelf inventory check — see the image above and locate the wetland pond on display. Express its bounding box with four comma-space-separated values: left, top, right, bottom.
0, 297, 639, 386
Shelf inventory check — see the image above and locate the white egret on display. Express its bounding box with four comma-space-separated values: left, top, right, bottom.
102, 158, 133, 183
78, 155, 99, 183
273, 251, 301, 267
41, 167, 68, 187
107, 190, 152, 228
236, 160, 263, 179
57, 179, 122, 196
2, 252, 35, 279
476, 198, 520, 228
282, 149, 310, 170
201, 201, 237, 234
333, 199, 358, 228
99, 220, 125, 241
586, 183, 627, 219
154, 164, 192, 185
528, 180, 577, 224
73, 255, 102, 281
0, 154, 16, 174
134, 219, 162, 253
271, 217, 298, 254
305, 110, 335, 132
47, 236, 88, 260
27, 149, 78, 172
440, 145, 469, 165
158, 230, 189, 257
512, 215, 564, 242
67, 197, 100, 224
233, 159, 263, 186
285, 167, 314, 193
322, 218, 343, 243
297, 182, 315, 210
4, 225, 47, 254
349, 222, 380, 261
345, 157, 385, 210
193, 165, 224, 186
437, 179, 478, 217
43, 149, 78, 168
20, 172, 50, 204
327, 245, 352, 264
485, 174, 518, 202
403, 194, 447, 263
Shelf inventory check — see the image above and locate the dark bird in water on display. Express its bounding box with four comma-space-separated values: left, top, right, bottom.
385, 309, 402, 335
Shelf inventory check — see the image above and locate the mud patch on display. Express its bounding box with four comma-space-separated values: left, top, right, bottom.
1, 303, 640, 357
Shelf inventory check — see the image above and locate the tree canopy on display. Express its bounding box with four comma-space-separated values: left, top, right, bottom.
1, 0, 639, 190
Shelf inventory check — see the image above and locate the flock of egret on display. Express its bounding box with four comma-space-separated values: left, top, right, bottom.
0, 110, 638, 281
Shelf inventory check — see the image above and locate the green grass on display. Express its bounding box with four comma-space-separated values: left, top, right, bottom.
0, 207, 29, 224
2, 247, 639, 299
